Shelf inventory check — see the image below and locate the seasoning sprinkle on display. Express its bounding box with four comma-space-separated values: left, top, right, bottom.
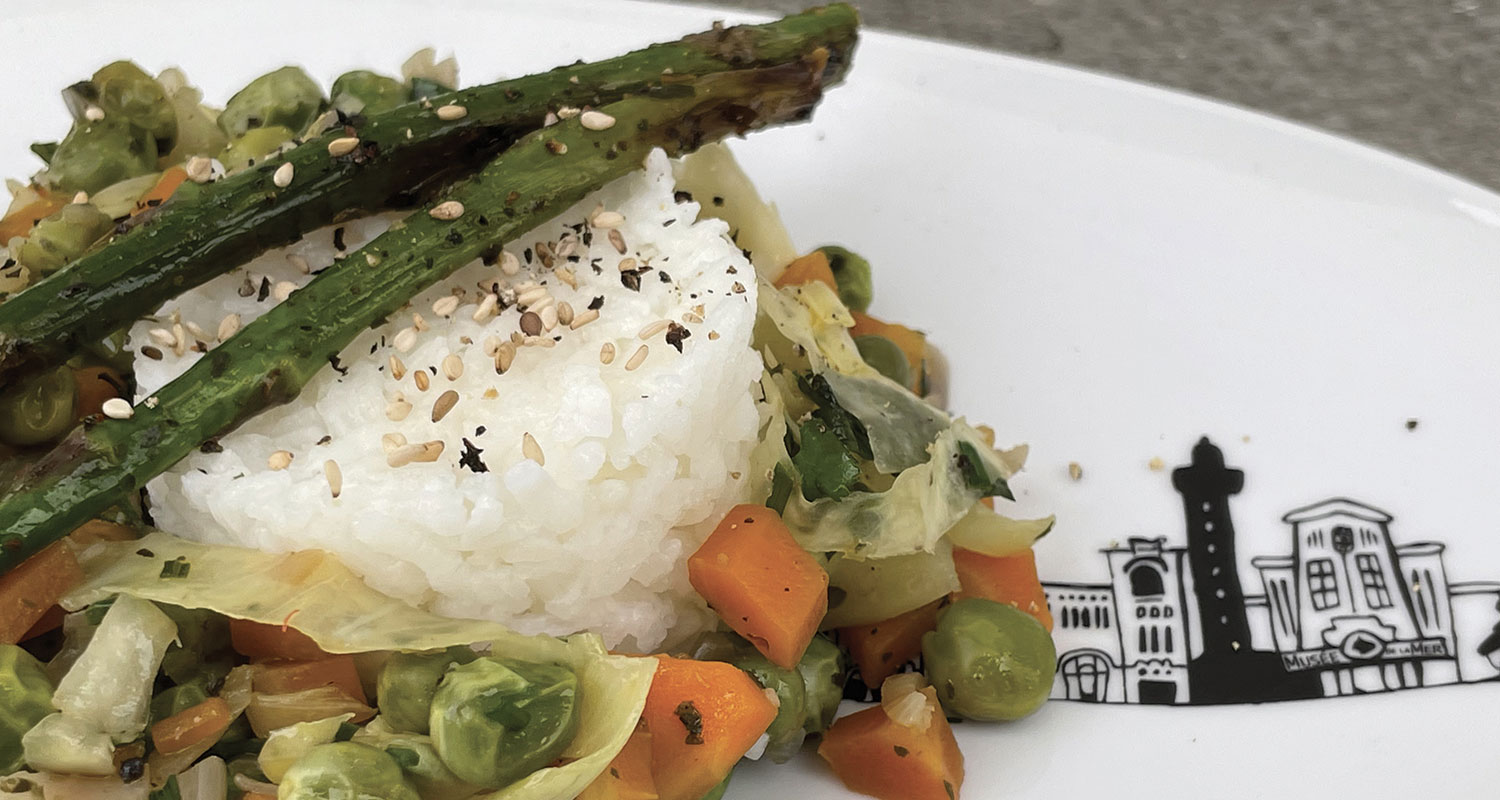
499, 250, 521, 276
472, 293, 499, 322
385, 395, 412, 421
101, 398, 134, 419
570, 308, 600, 330
638, 320, 670, 339
436, 104, 468, 120
608, 229, 626, 254
268, 450, 294, 471
429, 200, 465, 220
432, 389, 460, 422
413, 370, 431, 392
557, 301, 575, 327
600, 342, 616, 364
522, 432, 545, 465
393, 327, 418, 352
707, 331, 720, 340
272, 161, 294, 188
432, 295, 460, 317
520, 311, 543, 336
544, 139, 568, 155
324, 460, 343, 498
731, 281, 746, 294
328, 137, 360, 157
579, 110, 617, 130
442, 354, 464, 381
682, 312, 704, 325
625, 344, 649, 371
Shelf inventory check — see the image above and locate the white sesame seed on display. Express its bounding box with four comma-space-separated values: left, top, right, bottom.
218, 314, 241, 342
148, 328, 176, 348
268, 450, 294, 470
539, 305, 559, 332
682, 312, 704, 325
436, 104, 468, 121
555, 237, 578, 259
517, 286, 551, 309
185, 156, 213, 183
83, 105, 105, 121
382, 433, 408, 453
412, 313, 430, 332
386, 396, 412, 421
543, 111, 559, 127
101, 398, 134, 419
442, 354, 464, 381
171, 323, 187, 357
579, 110, 616, 131
638, 320, 670, 339
393, 327, 418, 353
432, 389, 460, 422
554, 266, 578, 289
617, 257, 638, 272
431, 296, 461, 317
364, 252, 382, 268
472, 293, 499, 322
272, 161, 294, 188
625, 344, 649, 371
388, 355, 408, 381
522, 433, 545, 465
499, 250, 521, 276
609, 229, 626, 254
557, 302, 575, 327
599, 342, 616, 364
72, 191, 89, 205
511, 331, 525, 345
287, 254, 311, 274
328, 137, 360, 157
429, 200, 465, 221
483, 336, 503, 357
272, 281, 298, 302
495, 341, 516, 373
556, 106, 581, 119
413, 370, 431, 392
388, 440, 444, 468
324, 460, 343, 497
185, 321, 210, 341
569, 308, 600, 330
591, 210, 625, 228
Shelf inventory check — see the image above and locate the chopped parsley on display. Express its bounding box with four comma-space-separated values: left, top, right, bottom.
159, 556, 191, 580
793, 418, 861, 502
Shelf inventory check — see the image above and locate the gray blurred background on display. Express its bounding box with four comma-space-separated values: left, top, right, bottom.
707, 0, 1500, 190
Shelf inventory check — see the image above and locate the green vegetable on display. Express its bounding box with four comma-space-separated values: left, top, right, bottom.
0, 6, 858, 390
700, 769, 734, 800
259, 713, 355, 782
429, 657, 580, 789
0, 645, 55, 774
218, 66, 325, 138
0, 58, 832, 581
226, 754, 270, 793
217, 125, 295, 172
796, 634, 847, 734
921, 598, 1056, 721
29, 141, 58, 165
52, 594, 178, 741
792, 417, 861, 502
853, 334, 910, 388
19, 712, 115, 776
408, 77, 451, 103
278, 741, 421, 800
732, 651, 808, 763
331, 70, 409, 116
157, 603, 234, 686
0, 366, 76, 447
822, 542, 959, 629
352, 717, 482, 799
819, 245, 871, 312
149, 775, 181, 800
47, 118, 158, 194
84, 61, 178, 152
16, 202, 113, 277
376, 646, 477, 734
150, 683, 209, 725
157, 67, 230, 163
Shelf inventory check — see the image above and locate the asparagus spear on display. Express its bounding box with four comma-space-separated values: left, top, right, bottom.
0, 4, 858, 386
0, 55, 834, 574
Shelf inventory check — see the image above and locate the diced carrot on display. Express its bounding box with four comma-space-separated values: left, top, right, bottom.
687, 504, 829, 669
849, 311, 926, 393
951, 547, 1053, 631
72, 366, 123, 421
132, 166, 189, 215
67, 519, 139, 547
0, 195, 65, 242
252, 655, 368, 705
150, 697, 233, 755
773, 250, 837, 291
839, 598, 945, 687
242, 795, 278, 800
818, 686, 964, 800
19, 605, 66, 642
642, 656, 777, 800
229, 618, 331, 662
579, 721, 659, 800
0, 540, 83, 645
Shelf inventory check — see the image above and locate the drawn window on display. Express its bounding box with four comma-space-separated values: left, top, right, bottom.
1130, 565, 1165, 598
1101, 606, 1110, 628
1138, 628, 1148, 653
1307, 558, 1339, 610
1411, 570, 1429, 626
1356, 554, 1392, 609
1164, 627, 1174, 653
1331, 525, 1354, 554
1149, 627, 1160, 653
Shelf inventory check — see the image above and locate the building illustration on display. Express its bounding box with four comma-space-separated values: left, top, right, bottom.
1047, 437, 1500, 705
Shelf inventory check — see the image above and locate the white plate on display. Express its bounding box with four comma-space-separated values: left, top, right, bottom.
7, 2, 1500, 798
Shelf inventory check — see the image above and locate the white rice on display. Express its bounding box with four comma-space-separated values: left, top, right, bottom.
130, 150, 763, 651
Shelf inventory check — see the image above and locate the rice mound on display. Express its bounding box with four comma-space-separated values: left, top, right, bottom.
131, 150, 763, 651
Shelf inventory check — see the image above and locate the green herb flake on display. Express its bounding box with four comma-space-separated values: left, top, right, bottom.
766, 462, 794, 514
159, 556, 191, 579
893, 744, 909, 757
386, 746, 420, 769
792, 418, 861, 502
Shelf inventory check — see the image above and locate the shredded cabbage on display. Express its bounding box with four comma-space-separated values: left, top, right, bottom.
673, 143, 800, 280
259, 714, 356, 783
51, 594, 177, 742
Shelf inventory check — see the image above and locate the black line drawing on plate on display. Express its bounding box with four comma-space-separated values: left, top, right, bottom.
1047, 437, 1500, 705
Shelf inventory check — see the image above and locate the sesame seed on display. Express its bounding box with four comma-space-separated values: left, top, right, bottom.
272, 281, 298, 302
708, 331, 720, 340
432, 295, 460, 317
482, 387, 499, 399
412, 313, 430, 332
432, 389, 460, 422
511, 331, 525, 345
555, 266, 578, 289
483, 336, 503, 357
591, 210, 625, 228
617, 257, 638, 272
436, 104, 468, 120
101, 398, 134, 419
83, 105, 105, 121
543, 111, 559, 127
568, 75, 580, 84
442, 354, 464, 381
144, 396, 159, 409
499, 251, 521, 276
218, 313, 241, 342
522, 433, 545, 465
185, 156, 213, 183
413, 370, 431, 392
517, 286, 550, 308
364, 252, 382, 268
324, 460, 343, 497
545, 139, 567, 155
608, 229, 626, 254
539, 305, 559, 332
268, 450, 294, 470
328, 137, 360, 157
682, 312, 704, 325
557, 302, 575, 326
625, 344, 649, 371
386, 396, 412, 421
388, 355, 407, 380
272, 161, 294, 188
148, 328, 175, 348
495, 341, 516, 373
72, 191, 88, 205
732, 282, 746, 294
600, 342, 616, 364
185, 320, 210, 340
393, 327, 418, 352
140, 346, 163, 360
473, 293, 499, 322
569, 308, 599, 330
388, 440, 445, 468
171, 323, 187, 357
638, 320, 670, 339
520, 311, 543, 336
1068, 462, 1084, 481
556, 106, 581, 119
429, 200, 465, 220
382, 433, 408, 453
287, 254, 311, 274
580, 110, 617, 130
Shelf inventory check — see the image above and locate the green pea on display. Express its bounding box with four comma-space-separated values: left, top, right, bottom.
218, 66, 325, 138
429, 657, 580, 789
217, 125, 296, 173
796, 635, 847, 735
372, 734, 481, 799
819, 245, 872, 312
854, 334, 911, 387
279, 741, 420, 800
331, 71, 409, 116
730, 650, 807, 764
47, 119, 158, 195
88, 61, 177, 152
0, 367, 77, 448
921, 597, 1056, 721
0, 645, 55, 774
376, 646, 476, 735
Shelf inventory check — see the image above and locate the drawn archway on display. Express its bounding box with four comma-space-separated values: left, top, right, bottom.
1059, 649, 1114, 702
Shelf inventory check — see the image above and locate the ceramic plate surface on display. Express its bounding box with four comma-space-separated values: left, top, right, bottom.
6, 2, 1500, 797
